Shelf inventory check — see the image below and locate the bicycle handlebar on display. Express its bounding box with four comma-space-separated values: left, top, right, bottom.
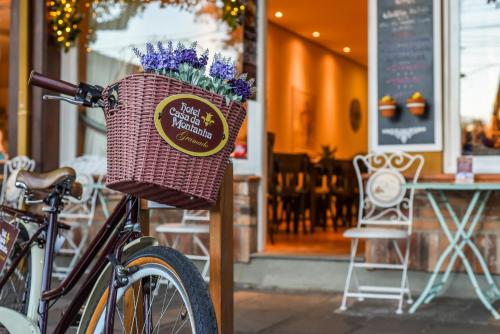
29, 71, 79, 96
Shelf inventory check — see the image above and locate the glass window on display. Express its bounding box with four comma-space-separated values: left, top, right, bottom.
82, 0, 246, 156
460, 0, 500, 156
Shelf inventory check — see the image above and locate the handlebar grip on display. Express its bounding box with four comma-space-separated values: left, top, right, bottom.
28, 70, 79, 96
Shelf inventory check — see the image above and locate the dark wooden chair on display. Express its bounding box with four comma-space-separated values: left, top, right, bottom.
272, 153, 311, 234
310, 158, 335, 231
267, 133, 279, 244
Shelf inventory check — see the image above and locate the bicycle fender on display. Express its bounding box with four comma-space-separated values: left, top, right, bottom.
0, 306, 40, 334
77, 236, 158, 333
20, 221, 45, 323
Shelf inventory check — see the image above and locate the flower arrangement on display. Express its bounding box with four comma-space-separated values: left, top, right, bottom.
406, 91, 426, 116
133, 41, 255, 104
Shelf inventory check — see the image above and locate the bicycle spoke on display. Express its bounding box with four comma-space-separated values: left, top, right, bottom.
115, 307, 125, 332
151, 279, 171, 333
140, 276, 158, 334
154, 289, 178, 334
173, 316, 189, 334
129, 282, 141, 334
171, 305, 187, 334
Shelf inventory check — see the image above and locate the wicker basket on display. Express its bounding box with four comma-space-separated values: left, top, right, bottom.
102, 73, 246, 209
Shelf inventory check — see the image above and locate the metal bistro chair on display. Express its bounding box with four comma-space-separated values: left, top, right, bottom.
0, 156, 36, 209
156, 210, 210, 281
340, 152, 424, 314
53, 172, 100, 279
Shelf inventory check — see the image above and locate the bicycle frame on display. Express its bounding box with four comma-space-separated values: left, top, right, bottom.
0, 194, 145, 334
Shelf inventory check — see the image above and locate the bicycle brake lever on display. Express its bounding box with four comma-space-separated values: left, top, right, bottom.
43, 94, 84, 106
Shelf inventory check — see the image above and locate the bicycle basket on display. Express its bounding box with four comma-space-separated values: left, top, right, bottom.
102, 73, 246, 209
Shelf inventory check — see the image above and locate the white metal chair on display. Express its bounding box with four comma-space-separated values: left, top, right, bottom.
340, 151, 424, 314
156, 210, 210, 281
0, 156, 36, 208
53, 172, 99, 279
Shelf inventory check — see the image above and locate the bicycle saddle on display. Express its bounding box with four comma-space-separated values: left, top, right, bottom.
16, 167, 83, 199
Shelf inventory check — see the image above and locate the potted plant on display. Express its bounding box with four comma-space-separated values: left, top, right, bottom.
378, 95, 397, 118
406, 91, 426, 116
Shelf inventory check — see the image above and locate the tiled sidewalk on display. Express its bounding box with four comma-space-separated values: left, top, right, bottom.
234, 290, 500, 334
45, 287, 499, 333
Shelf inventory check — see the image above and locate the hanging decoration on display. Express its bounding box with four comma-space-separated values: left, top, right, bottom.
47, 0, 247, 52
47, 0, 83, 51
222, 0, 247, 29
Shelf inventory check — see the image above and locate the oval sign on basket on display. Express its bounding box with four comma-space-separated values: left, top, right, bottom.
154, 94, 229, 157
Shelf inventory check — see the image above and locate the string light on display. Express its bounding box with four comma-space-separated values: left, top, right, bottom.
222, 0, 246, 29
48, 0, 247, 52
47, 0, 82, 51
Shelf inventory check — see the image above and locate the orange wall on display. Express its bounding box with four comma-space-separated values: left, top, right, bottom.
267, 23, 368, 159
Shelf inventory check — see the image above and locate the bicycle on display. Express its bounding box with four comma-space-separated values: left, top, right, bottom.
0, 72, 217, 334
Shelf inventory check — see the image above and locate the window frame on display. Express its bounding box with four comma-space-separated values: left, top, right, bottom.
443, 0, 500, 173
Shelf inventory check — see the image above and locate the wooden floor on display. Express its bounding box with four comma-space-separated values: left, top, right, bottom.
264, 221, 365, 257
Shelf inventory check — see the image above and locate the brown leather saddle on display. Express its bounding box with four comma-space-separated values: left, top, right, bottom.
16, 167, 83, 200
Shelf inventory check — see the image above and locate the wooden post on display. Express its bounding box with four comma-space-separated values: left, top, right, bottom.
139, 199, 150, 236
135, 167, 233, 333
209, 164, 234, 334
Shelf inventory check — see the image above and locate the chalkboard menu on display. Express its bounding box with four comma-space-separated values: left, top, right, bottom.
376, 0, 440, 150
243, 0, 258, 100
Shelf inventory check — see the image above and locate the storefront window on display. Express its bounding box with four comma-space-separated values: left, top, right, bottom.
83, 0, 245, 156
460, 0, 500, 155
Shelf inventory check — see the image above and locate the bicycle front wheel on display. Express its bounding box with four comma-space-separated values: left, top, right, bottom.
79, 246, 217, 334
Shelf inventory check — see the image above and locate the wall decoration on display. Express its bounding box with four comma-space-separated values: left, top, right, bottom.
378, 95, 397, 118
350, 99, 362, 132
49, 0, 246, 52
47, 0, 82, 51
222, 0, 247, 29
371, 0, 442, 151
291, 87, 316, 152
406, 91, 426, 117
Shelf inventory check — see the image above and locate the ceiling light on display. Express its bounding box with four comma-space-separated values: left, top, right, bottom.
312, 31, 320, 38
274, 11, 283, 18
343, 46, 351, 53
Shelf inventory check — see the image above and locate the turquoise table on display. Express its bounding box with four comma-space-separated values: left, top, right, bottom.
404, 182, 500, 319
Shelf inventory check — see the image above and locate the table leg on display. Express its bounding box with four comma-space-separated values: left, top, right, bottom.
410, 190, 500, 319
409, 190, 477, 313
441, 191, 498, 288
423, 190, 481, 302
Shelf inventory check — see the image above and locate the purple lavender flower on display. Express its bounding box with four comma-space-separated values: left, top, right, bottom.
157, 41, 179, 71
133, 42, 160, 72
196, 49, 209, 69
177, 48, 198, 67
209, 54, 236, 80
229, 78, 253, 102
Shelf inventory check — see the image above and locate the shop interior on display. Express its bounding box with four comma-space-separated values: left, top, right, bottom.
264, 0, 369, 256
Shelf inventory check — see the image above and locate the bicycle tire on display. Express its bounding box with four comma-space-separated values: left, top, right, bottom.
78, 245, 217, 334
